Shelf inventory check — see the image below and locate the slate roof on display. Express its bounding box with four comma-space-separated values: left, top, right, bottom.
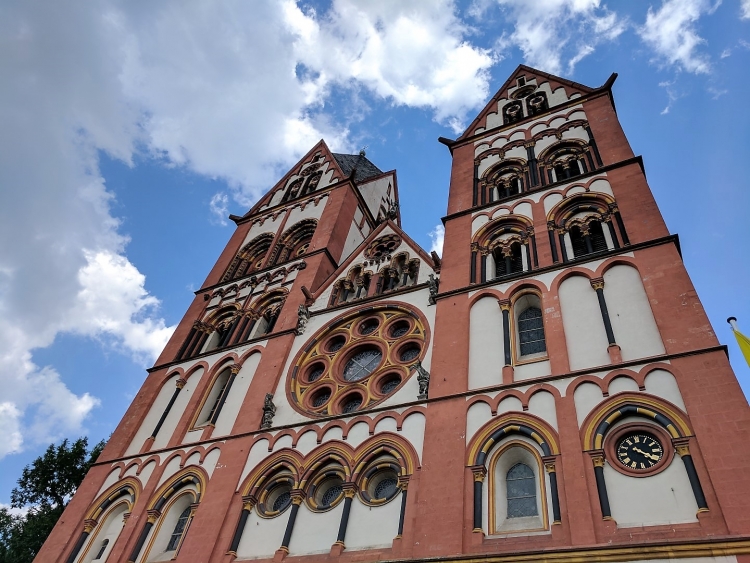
332, 153, 383, 183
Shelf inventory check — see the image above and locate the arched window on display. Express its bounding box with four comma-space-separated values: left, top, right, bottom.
517, 307, 546, 357
503, 101, 524, 125
525, 91, 548, 116
302, 171, 322, 196
506, 463, 538, 518
271, 220, 317, 266
222, 233, 274, 282
493, 242, 523, 278
195, 368, 231, 427
570, 220, 608, 258
166, 506, 192, 552
282, 178, 303, 202
93, 539, 109, 560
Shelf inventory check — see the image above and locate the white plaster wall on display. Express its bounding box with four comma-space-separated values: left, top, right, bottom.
243, 213, 284, 244
400, 412, 426, 458
213, 353, 262, 437
497, 396, 523, 415
344, 496, 400, 550
469, 297, 504, 390
288, 503, 344, 555
346, 422, 371, 449
238, 439, 271, 489
286, 196, 327, 225
125, 374, 181, 456
272, 434, 294, 452
605, 455, 699, 527
156, 456, 183, 487
236, 509, 289, 559
466, 401, 493, 444
608, 376, 639, 395
573, 382, 604, 426
97, 468, 122, 496
514, 360, 551, 381
559, 275, 611, 370
527, 391, 558, 431
340, 219, 365, 262
140, 460, 157, 487
296, 430, 319, 455
358, 174, 393, 218
645, 369, 686, 411
603, 265, 666, 361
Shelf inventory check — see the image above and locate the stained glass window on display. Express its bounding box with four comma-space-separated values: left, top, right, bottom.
343, 349, 382, 381
342, 396, 362, 413
518, 307, 546, 356
506, 463, 537, 518
321, 484, 343, 506
313, 389, 331, 407
166, 507, 192, 551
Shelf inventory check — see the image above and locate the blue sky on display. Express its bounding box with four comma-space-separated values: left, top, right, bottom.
1, 0, 749, 506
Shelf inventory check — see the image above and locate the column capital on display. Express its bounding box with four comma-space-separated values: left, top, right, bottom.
290, 490, 306, 505
542, 455, 557, 473
588, 449, 606, 468
470, 465, 487, 481
176, 378, 187, 389
673, 437, 691, 457
470, 242, 480, 251
229, 364, 242, 375
342, 483, 357, 498
397, 475, 411, 490
497, 299, 511, 312
590, 277, 605, 291
242, 495, 258, 511
146, 509, 161, 524
524, 140, 536, 148
83, 519, 97, 533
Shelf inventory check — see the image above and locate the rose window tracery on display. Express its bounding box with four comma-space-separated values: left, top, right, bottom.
288, 305, 429, 417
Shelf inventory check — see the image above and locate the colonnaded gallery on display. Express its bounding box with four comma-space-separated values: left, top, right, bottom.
39, 66, 750, 563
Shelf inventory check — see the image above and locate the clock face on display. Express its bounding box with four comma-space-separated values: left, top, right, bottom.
615, 432, 664, 471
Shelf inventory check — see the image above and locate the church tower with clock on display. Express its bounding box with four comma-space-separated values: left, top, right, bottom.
39, 66, 750, 563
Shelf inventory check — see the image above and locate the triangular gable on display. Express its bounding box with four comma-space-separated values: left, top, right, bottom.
308, 219, 436, 303
243, 139, 349, 218
457, 64, 597, 142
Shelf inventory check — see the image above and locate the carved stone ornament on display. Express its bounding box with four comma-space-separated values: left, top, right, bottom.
412, 360, 430, 400
386, 200, 399, 221
260, 393, 276, 429
296, 304, 310, 336
427, 274, 440, 306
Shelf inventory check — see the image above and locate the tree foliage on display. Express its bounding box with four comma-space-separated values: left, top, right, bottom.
0, 437, 104, 563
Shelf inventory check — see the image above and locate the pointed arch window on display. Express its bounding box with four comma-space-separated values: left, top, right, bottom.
506, 463, 538, 518
166, 506, 192, 552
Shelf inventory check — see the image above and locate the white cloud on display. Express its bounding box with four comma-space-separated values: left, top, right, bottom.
638, 0, 718, 74
429, 225, 445, 255
0, 1, 498, 458
742, 0, 750, 18
209, 193, 230, 226
479, 0, 625, 75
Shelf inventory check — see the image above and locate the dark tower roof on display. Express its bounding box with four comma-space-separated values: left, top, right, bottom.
332, 153, 383, 183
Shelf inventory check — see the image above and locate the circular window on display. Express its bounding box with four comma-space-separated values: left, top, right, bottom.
327, 335, 346, 352
389, 321, 410, 338
288, 305, 428, 417
311, 388, 331, 408
398, 345, 420, 363
343, 348, 383, 382
362, 468, 400, 504
380, 374, 402, 394
318, 478, 344, 508
359, 318, 379, 335
341, 394, 363, 414
305, 363, 325, 383
264, 483, 293, 515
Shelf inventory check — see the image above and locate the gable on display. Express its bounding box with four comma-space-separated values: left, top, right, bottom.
309, 221, 436, 312
458, 65, 596, 141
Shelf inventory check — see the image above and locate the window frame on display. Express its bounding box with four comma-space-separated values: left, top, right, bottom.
511, 292, 549, 365
487, 439, 549, 535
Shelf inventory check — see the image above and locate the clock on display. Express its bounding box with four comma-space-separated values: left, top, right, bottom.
615, 432, 664, 471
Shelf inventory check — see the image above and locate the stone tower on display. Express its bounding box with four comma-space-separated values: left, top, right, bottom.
40, 65, 750, 563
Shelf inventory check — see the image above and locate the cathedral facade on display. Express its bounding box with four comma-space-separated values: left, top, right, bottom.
40, 66, 750, 563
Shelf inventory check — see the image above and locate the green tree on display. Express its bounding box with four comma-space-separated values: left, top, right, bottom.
0, 437, 105, 563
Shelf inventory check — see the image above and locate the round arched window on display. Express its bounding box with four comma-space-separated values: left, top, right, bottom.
288, 305, 429, 417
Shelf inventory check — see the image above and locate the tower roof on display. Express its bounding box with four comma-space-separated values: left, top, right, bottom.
332, 153, 383, 183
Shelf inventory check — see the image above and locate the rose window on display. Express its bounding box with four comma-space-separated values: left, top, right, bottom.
288, 305, 429, 417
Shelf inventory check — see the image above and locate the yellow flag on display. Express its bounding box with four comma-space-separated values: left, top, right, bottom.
729, 318, 750, 367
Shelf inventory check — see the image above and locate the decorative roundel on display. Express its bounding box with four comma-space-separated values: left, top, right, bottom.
615, 431, 664, 471
359, 462, 402, 506
288, 305, 429, 417
307, 470, 346, 512
364, 234, 402, 260
256, 476, 294, 518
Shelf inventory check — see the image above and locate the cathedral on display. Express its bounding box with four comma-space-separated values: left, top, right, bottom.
40, 66, 750, 563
